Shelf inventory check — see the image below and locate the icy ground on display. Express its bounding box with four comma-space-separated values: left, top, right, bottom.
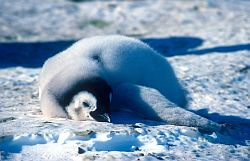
0, 0, 250, 160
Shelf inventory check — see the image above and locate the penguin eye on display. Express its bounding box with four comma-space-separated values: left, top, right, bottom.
82, 102, 90, 108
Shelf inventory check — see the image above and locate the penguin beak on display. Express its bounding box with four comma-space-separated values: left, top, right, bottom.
90, 111, 111, 123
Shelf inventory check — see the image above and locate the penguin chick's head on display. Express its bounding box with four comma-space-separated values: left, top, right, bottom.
65, 91, 111, 122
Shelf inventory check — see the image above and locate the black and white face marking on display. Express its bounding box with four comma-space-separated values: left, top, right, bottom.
82, 102, 90, 108
63, 77, 112, 122
65, 91, 97, 121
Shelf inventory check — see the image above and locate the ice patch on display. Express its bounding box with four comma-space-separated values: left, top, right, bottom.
0, 131, 94, 155
91, 134, 142, 152
0, 129, 174, 158
0, 133, 57, 154
78, 131, 171, 154
1, 127, 240, 160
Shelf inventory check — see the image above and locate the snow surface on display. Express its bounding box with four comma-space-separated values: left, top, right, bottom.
0, 0, 250, 160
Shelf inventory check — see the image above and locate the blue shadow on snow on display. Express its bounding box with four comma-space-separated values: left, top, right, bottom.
0, 36, 249, 68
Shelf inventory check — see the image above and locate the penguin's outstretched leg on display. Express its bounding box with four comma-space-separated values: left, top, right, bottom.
111, 83, 222, 133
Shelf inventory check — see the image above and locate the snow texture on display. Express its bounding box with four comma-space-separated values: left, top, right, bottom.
0, 0, 250, 160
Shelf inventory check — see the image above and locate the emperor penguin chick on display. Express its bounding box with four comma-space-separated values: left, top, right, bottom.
39, 35, 186, 123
